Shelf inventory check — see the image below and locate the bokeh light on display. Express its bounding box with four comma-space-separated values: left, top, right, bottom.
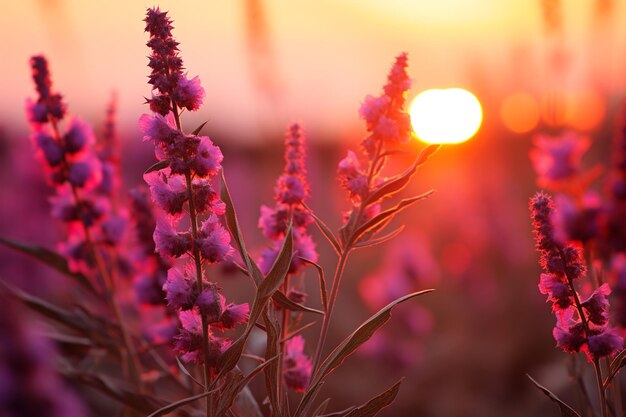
410, 88, 483, 144
500, 92, 540, 134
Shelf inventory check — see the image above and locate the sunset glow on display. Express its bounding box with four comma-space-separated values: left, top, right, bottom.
410, 88, 483, 144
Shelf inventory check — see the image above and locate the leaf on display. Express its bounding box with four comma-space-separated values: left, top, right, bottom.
0, 237, 97, 295
143, 159, 171, 175
217, 226, 293, 376
349, 191, 435, 246
216, 357, 279, 416
302, 203, 342, 255
0, 280, 119, 351
344, 379, 403, 417
311, 398, 332, 417
527, 374, 581, 417
147, 389, 218, 417
282, 321, 318, 343
221, 171, 263, 286
365, 144, 440, 205
176, 357, 204, 388
297, 290, 434, 416
262, 311, 281, 416
62, 369, 172, 415
604, 349, 626, 388
300, 257, 328, 313
353, 225, 405, 249
191, 120, 209, 136
273, 290, 324, 315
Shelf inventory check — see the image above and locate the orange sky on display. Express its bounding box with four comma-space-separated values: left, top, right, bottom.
3, 0, 626, 143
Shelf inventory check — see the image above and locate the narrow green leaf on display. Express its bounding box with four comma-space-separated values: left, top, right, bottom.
365, 144, 440, 206
349, 191, 435, 246
143, 159, 171, 175
0, 237, 97, 295
220, 171, 263, 286
299, 290, 434, 415
353, 225, 405, 249
217, 227, 293, 375
302, 203, 342, 255
191, 120, 209, 136
300, 257, 328, 313
273, 290, 324, 315
344, 379, 403, 417
604, 349, 626, 388
527, 374, 581, 417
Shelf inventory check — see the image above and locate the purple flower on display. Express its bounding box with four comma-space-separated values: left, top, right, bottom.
530, 131, 590, 186
32, 129, 63, 167
218, 303, 250, 329
197, 217, 233, 263
63, 118, 94, 154
587, 328, 624, 358
359, 95, 389, 127
538, 273, 573, 311
338, 151, 368, 199
190, 136, 223, 178
192, 179, 225, 215
581, 283, 611, 326
283, 336, 312, 392
163, 267, 195, 310
154, 218, 191, 258
173, 75, 204, 111
196, 288, 225, 323
144, 170, 188, 217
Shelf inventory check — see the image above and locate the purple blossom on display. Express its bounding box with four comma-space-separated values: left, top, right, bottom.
144, 170, 188, 217
154, 218, 191, 258
587, 328, 624, 358
530, 131, 590, 186
173, 75, 204, 111
218, 303, 250, 330
581, 283, 611, 327
196, 288, 225, 323
163, 267, 195, 310
283, 336, 312, 392
190, 136, 223, 178
63, 118, 94, 154
338, 151, 368, 199
197, 217, 233, 263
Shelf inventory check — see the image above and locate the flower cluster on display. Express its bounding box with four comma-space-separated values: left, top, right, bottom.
144, 7, 204, 115
337, 53, 412, 223
258, 124, 318, 276
282, 336, 312, 393
142, 7, 248, 366
530, 192, 623, 360
26, 55, 125, 275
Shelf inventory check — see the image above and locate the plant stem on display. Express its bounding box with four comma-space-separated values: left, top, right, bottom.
311, 250, 350, 374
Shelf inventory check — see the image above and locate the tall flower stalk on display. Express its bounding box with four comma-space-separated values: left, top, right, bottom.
310, 53, 438, 374
141, 8, 248, 415
25, 55, 142, 388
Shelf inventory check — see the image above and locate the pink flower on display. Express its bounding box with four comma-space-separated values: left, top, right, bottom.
190, 136, 223, 178
63, 118, 95, 154
587, 328, 624, 358
538, 273, 573, 311
163, 267, 195, 310
359, 95, 389, 127
197, 217, 233, 263
283, 336, 312, 392
192, 179, 225, 215
173, 75, 204, 111
154, 218, 191, 258
32, 129, 63, 167
144, 171, 188, 217
196, 288, 225, 323
530, 131, 590, 185
218, 303, 250, 329
581, 283, 611, 326
338, 151, 369, 199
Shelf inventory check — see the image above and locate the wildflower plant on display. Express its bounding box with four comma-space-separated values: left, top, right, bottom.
0, 7, 440, 417
528, 124, 626, 417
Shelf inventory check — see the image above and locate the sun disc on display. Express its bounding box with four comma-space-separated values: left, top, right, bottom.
410, 88, 482, 144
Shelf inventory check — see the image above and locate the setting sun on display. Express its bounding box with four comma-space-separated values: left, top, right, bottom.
410, 88, 483, 144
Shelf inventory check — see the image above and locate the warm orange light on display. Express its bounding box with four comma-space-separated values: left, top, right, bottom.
567, 90, 606, 132
410, 88, 482, 144
500, 92, 540, 134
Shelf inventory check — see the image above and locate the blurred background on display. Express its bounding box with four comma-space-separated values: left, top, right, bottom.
2, 1, 626, 416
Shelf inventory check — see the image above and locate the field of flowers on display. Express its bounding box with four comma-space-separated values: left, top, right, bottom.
2, 2, 626, 417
